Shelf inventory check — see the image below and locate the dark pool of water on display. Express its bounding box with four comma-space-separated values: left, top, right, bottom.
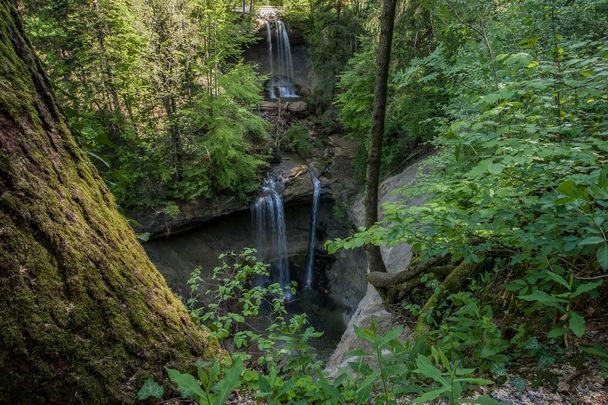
245, 286, 347, 361
284, 288, 347, 360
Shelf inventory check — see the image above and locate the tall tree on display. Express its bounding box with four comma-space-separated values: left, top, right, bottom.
0, 1, 218, 402
363, 0, 398, 273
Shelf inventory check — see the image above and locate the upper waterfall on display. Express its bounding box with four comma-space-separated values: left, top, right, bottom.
261, 19, 298, 100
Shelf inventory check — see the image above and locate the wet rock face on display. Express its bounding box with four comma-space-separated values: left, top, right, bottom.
326, 160, 426, 373
130, 194, 247, 240
143, 199, 366, 311
325, 249, 367, 318
129, 156, 318, 239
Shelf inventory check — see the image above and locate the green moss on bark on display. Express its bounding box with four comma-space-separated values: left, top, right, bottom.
0, 1, 220, 402
414, 261, 488, 338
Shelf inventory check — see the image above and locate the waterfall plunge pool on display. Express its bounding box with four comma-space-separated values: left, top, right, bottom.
144, 199, 367, 360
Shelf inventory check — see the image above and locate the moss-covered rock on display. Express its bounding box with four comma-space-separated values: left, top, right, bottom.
0, 2, 219, 402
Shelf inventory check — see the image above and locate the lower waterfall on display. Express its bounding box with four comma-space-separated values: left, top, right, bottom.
252, 178, 292, 298
304, 169, 321, 288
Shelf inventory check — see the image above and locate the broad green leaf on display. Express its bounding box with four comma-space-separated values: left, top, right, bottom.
581, 345, 608, 359
412, 387, 449, 403
456, 377, 494, 385
544, 271, 570, 289
569, 311, 585, 337
317, 374, 342, 400
558, 180, 577, 197
354, 325, 375, 343
378, 327, 404, 348
345, 349, 369, 357
518, 290, 567, 310
579, 236, 605, 246
454, 368, 476, 375
166, 368, 204, 399
597, 244, 608, 271
571, 280, 603, 298
547, 327, 568, 338
414, 354, 449, 387
137, 378, 164, 400
356, 370, 380, 405
258, 374, 271, 393
504, 52, 533, 66
212, 357, 244, 405
209, 361, 220, 386
136, 232, 151, 242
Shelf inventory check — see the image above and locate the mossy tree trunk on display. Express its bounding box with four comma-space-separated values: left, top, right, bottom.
0, 2, 217, 402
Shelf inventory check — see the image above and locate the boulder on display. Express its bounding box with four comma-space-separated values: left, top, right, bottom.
325, 160, 428, 374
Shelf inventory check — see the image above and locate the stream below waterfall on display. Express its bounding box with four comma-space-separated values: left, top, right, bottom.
248, 288, 348, 360
144, 192, 367, 360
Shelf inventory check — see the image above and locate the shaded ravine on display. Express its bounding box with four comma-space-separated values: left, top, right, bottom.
144, 190, 367, 359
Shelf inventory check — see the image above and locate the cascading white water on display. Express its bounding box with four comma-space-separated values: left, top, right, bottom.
264, 21, 276, 99
304, 170, 321, 289
264, 19, 297, 99
279, 21, 294, 81
253, 178, 292, 298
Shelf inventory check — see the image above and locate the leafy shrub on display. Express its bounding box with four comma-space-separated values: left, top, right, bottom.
282, 122, 318, 156
139, 250, 503, 404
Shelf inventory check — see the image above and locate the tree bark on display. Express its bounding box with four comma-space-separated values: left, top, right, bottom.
363, 0, 397, 273
0, 2, 218, 402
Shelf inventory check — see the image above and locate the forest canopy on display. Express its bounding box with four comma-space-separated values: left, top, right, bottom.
21, 0, 271, 208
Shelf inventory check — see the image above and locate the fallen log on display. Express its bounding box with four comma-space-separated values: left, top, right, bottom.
414, 259, 491, 338
367, 255, 449, 288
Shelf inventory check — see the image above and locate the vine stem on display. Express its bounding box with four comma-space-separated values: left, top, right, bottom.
375, 342, 390, 404
575, 274, 608, 280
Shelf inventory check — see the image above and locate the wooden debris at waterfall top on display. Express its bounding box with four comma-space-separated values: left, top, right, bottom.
258, 100, 307, 115
259, 100, 279, 110
257, 100, 309, 140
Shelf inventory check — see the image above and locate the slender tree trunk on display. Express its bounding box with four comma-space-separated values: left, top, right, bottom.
364, 0, 398, 274
93, 0, 122, 116
0, 2, 218, 402
163, 96, 183, 181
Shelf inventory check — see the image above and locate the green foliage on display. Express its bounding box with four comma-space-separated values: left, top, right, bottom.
162, 201, 181, 219
136, 378, 163, 400
411, 347, 500, 405
139, 250, 504, 403
23, 0, 270, 209
349, 322, 416, 404
187, 248, 325, 376
281, 122, 318, 156
581, 345, 608, 377
288, 0, 371, 102
328, 0, 608, 385
516, 274, 603, 339
166, 355, 244, 405
431, 292, 509, 371
187, 249, 290, 353
336, 0, 444, 179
